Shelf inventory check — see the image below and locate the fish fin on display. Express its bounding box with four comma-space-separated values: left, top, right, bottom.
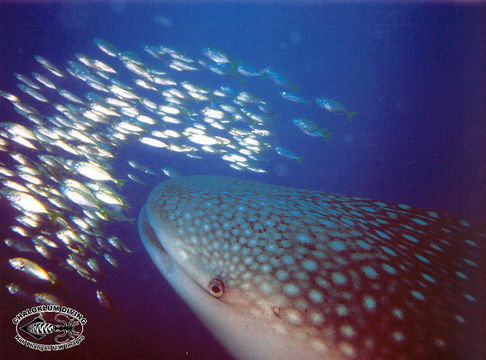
321, 129, 332, 142
49, 211, 64, 225
348, 112, 357, 122
49, 272, 68, 292
47, 271, 57, 285
115, 179, 126, 190
99, 208, 109, 219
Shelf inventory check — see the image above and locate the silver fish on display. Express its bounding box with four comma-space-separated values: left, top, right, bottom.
139, 176, 485, 360
34, 56, 64, 78
9, 257, 57, 284
274, 146, 302, 162
3, 238, 35, 253
161, 167, 180, 178
96, 289, 119, 316
315, 97, 357, 122
34, 292, 63, 305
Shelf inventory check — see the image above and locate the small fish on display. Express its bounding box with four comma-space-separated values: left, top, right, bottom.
107, 236, 132, 253
280, 91, 309, 104
34, 56, 64, 78
32, 72, 57, 89
202, 46, 231, 64
292, 118, 332, 142
315, 97, 356, 121
33, 235, 59, 249
200, 60, 238, 80
187, 133, 221, 146
14, 73, 41, 90
128, 173, 146, 186
6, 282, 26, 296
33, 292, 63, 305
169, 60, 198, 72
233, 61, 261, 77
161, 167, 181, 178
274, 146, 302, 162
2, 122, 37, 141
71, 161, 122, 187
93, 38, 120, 57
0, 90, 20, 102
261, 67, 296, 90
94, 189, 125, 207
87, 257, 104, 276
139, 137, 167, 148
92, 59, 117, 74
103, 253, 120, 269
128, 160, 155, 176
3, 238, 35, 253
1, 189, 48, 214
17, 83, 49, 103
61, 184, 100, 209
109, 83, 140, 101
33, 242, 56, 261
66, 257, 92, 276
136, 114, 157, 125
236, 91, 265, 105
9, 257, 57, 284
96, 289, 120, 316
57, 89, 85, 104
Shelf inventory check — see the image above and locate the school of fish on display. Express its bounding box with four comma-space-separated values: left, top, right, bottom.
0, 39, 353, 314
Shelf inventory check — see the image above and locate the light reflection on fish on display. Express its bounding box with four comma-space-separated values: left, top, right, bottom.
139, 175, 484, 360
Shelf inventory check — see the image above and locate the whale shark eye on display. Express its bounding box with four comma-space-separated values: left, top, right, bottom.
208, 279, 225, 298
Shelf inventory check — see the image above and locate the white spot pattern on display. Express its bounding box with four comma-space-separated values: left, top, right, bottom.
146, 176, 485, 360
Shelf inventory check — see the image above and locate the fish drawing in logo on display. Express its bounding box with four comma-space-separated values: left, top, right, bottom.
20, 313, 81, 343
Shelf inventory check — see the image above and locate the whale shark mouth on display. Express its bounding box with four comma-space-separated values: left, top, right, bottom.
138, 205, 173, 275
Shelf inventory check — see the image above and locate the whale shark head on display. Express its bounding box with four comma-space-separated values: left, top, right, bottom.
139, 175, 485, 360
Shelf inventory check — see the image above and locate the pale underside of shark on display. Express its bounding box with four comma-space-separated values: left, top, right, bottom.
138, 175, 485, 360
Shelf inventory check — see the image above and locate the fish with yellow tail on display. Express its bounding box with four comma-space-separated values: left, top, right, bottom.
316, 97, 357, 122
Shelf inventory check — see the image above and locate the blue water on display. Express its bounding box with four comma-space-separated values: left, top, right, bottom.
0, 2, 485, 359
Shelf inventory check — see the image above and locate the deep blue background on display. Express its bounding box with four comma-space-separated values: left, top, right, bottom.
0, 2, 485, 359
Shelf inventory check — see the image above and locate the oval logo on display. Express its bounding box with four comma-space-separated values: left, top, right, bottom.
12, 305, 86, 351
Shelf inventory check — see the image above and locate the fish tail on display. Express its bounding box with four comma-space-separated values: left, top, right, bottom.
49, 211, 64, 225
297, 156, 304, 162
321, 129, 332, 142
348, 112, 357, 122
115, 179, 126, 190
231, 61, 238, 71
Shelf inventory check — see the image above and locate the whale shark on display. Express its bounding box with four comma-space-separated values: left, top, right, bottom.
138, 175, 484, 360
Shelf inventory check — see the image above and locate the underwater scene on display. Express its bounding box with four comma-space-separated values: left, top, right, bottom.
0, 1, 484, 360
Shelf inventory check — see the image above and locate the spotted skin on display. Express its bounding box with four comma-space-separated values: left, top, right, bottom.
141, 175, 485, 360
